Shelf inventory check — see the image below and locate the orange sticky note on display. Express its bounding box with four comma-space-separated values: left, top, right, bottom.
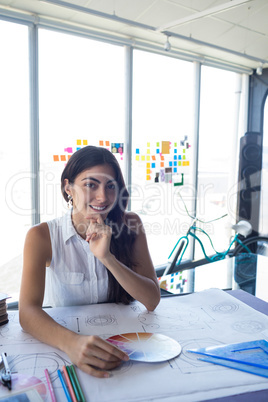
161, 141, 170, 154
105, 141, 110, 146
160, 162, 164, 167
99, 140, 104, 146
160, 155, 165, 161
152, 155, 156, 161
53, 155, 59, 162
68, 155, 72, 160
60, 155, 66, 161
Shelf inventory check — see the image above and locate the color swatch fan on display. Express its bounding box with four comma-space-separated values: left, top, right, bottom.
107, 332, 181, 362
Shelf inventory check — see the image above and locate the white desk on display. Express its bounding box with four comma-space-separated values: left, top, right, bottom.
1, 288, 268, 402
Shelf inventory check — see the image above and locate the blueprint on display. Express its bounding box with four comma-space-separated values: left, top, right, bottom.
1, 288, 268, 401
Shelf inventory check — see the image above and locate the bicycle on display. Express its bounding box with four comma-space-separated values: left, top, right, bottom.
162, 196, 268, 277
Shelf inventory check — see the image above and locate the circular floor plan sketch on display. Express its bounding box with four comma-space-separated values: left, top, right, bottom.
107, 332, 181, 363
86, 314, 117, 326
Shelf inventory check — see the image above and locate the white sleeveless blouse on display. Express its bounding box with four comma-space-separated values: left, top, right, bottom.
43, 210, 109, 307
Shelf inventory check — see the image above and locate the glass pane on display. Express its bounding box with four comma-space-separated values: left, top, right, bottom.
132, 50, 194, 266
259, 98, 268, 235
196, 66, 240, 259
39, 29, 125, 221
0, 21, 31, 298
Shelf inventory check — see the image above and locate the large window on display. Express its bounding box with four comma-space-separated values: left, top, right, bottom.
0, 21, 31, 297
38, 29, 125, 222
196, 66, 241, 258
132, 50, 194, 266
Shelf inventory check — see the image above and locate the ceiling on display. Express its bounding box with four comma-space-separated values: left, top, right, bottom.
0, 0, 268, 73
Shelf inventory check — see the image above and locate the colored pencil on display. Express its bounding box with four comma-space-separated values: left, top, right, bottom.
70, 365, 86, 402
62, 366, 78, 402
57, 369, 72, 402
44, 369, 57, 402
66, 365, 81, 402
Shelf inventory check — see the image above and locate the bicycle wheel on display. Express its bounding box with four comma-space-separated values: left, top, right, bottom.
233, 236, 268, 256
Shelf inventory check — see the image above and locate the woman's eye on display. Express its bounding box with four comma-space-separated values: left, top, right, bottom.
85, 183, 95, 188
107, 184, 116, 190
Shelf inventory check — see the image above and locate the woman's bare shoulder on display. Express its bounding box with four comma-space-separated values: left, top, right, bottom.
125, 212, 143, 233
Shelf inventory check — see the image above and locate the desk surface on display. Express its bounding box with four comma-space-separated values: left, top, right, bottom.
159, 254, 268, 302
1, 288, 268, 402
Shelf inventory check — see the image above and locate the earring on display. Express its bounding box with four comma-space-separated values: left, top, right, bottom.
67, 194, 73, 208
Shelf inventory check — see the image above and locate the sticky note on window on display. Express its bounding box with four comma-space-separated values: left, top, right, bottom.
83, 140, 88, 145
99, 140, 104, 146
147, 149, 150, 154
141, 156, 146, 161
146, 175, 151, 180
152, 155, 156, 161
136, 148, 140, 154
53, 155, 59, 162
136, 155, 140, 161
105, 141, 110, 146
77, 139, 82, 145
146, 162, 150, 168
146, 156, 150, 161
151, 163, 156, 168
160, 155, 165, 161
60, 155, 66, 161
161, 141, 170, 154
147, 142, 150, 147
160, 162, 164, 167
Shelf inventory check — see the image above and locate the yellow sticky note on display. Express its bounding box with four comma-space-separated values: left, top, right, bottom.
146, 163, 150, 168
141, 155, 146, 161
147, 149, 150, 154
83, 140, 88, 145
146, 168, 151, 174
77, 139, 82, 145
147, 142, 150, 147
146, 155, 150, 161
136, 155, 140, 161
146, 175, 151, 180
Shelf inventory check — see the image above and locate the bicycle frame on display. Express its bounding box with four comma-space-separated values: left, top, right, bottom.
168, 223, 253, 268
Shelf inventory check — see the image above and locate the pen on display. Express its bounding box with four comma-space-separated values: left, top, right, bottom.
57, 369, 72, 402
1, 352, 11, 391
44, 368, 57, 402
70, 365, 86, 402
62, 366, 78, 402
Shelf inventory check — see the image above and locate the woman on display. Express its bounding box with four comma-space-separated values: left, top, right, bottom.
19, 145, 160, 378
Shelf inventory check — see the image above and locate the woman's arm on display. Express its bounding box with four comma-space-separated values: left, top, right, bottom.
87, 213, 161, 311
19, 224, 129, 378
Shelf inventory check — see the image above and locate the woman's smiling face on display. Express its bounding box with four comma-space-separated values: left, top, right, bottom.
65, 164, 118, 220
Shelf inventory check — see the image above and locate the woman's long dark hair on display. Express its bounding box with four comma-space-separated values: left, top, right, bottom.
61, 146, 136, 304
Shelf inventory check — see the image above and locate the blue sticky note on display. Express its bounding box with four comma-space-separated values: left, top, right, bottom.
169, 161, 172, 167
136, 148, 140, 154
151, 163, 156, 168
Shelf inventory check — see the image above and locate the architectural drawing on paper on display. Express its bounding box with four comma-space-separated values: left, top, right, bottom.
211, 302, 239, 314
168, 338, 224, 374
231, 320, 266, 333
85, 314, 118, 327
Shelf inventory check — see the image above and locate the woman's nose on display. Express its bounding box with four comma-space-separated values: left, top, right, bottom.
96, 186, 107, 202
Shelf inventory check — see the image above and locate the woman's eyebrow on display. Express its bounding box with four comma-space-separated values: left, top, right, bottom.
81, 177, 116, 183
